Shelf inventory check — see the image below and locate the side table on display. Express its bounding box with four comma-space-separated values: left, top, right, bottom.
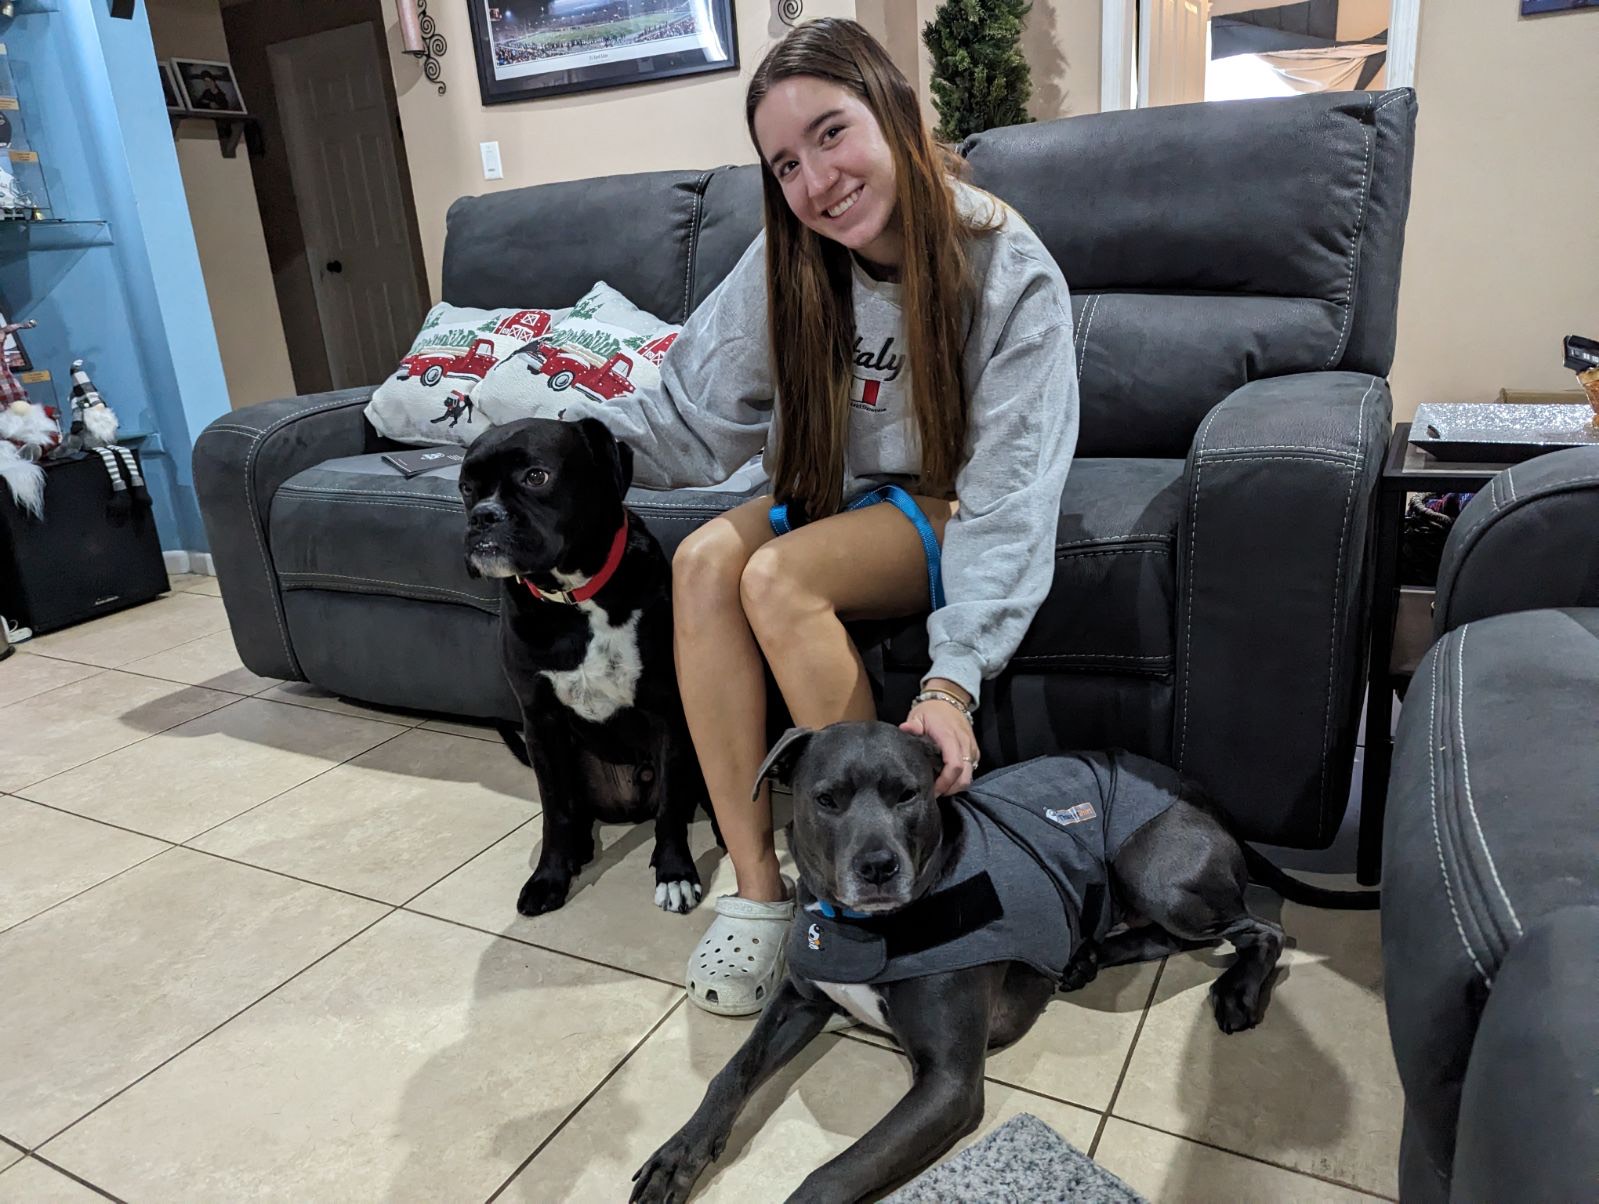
1356, 422, 1503, 884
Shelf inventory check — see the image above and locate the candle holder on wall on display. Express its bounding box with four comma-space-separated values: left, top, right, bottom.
400, 0, 447, 95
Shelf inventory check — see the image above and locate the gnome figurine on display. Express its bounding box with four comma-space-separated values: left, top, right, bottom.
67, 359, 150, 520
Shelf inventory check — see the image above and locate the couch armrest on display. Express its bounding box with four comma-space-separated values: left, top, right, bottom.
1175, 371, 1390, 845
1435, 445, 1599, 637
1451, 905, 1599, 1204
192, 388, 381, 680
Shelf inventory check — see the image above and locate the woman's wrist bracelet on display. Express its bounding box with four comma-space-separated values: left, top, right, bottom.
913, 689, 976, 722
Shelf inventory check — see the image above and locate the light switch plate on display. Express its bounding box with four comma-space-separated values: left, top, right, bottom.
480, 141, 503, 181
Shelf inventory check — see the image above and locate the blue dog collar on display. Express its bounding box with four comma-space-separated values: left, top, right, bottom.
812, 898, 873, 921
768, 484, 945, 611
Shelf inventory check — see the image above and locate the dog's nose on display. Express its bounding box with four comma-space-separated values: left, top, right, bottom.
469, 500, 507, 528
855, 850, 900, 886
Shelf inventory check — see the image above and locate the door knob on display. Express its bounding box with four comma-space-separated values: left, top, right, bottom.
326, 259, 344, 273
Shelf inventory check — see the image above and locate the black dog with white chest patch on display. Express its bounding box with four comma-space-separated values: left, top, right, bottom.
460, 417, 708, 917
633, 721, 1290, 1204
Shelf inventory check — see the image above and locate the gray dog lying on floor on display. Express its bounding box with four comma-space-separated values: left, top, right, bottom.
632, 721, 1289, 1204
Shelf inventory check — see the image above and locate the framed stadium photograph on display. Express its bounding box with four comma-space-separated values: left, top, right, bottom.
1521, 0, 1596, 11
467, 0, 739, 105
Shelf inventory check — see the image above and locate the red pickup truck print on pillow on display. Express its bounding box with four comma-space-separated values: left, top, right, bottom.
398, 337, 500, 388
521, 341, 637, 401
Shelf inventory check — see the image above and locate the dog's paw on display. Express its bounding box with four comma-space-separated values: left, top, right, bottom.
630, 1133, 713, 1204
1209, 980, 1265, 1034
654, 879, 704, 914
1060, 945, 1100, 993
516, 873, 571, 917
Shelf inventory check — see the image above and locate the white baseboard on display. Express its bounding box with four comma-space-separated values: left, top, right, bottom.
163, 551, 217, 577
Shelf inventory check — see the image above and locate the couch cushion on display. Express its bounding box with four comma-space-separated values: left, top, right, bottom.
1382, 608, 1599, 1190
269, 453, 768, 611
885, 458, 1184, 677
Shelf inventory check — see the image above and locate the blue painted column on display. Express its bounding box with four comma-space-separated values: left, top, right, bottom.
0, 0, 231, 552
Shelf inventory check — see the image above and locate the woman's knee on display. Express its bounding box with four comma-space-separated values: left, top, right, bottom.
739, 542, 817, 636
673, 521, 752, 608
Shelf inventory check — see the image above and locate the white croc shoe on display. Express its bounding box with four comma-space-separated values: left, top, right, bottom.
686, 877, 794, 1016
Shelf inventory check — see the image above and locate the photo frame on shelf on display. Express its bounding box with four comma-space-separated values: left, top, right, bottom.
1521, 0, 1597, 11
160, 59, 187, 114
466, 0, 739, 105
171, 57, 247, 116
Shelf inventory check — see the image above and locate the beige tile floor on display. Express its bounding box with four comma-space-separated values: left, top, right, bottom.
0, 579, 1402, 1202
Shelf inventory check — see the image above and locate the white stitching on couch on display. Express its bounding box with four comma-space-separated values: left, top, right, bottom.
682, 169, 712, 321
1076, 294, 1102, 382
1430, 638, 1492, 986
1373, 90, 1410, 113
1056, 533, 1172, 547
1200, 444, 1361, 460
1503, 466, 1517, 505
1454, 624, 1524, 937
1177, 405, 1223, 768
1316, 376, 1374, 825
1324, 117, 1373, 370
278, 570, 488, 602
242, 395, 375, 670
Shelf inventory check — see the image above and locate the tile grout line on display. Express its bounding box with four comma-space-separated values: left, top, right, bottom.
176, 724, 422, 846
32, 905, 401, 1153
7, 694, 251, 796
484, 995, 688, 1204
13, 644, 505, 738
1088, 958, 1166, 1160
11, 1153, 128, 1203
0, 843, 174, 940
398, 905, 685, 994
1105, 1115, 1397, 1201
396, 814, 542, 910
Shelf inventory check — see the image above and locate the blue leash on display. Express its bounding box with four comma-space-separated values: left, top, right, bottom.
769, 484, 945, 611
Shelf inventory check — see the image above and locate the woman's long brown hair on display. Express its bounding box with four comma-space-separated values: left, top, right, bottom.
745, 18, 993, 521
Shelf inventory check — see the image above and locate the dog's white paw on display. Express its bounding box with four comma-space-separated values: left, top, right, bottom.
654, 879, 704, 914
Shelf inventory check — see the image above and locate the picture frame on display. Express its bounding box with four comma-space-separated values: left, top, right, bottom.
1521, 0, 1597, 11
171, 57, 247, 116
466, 0, 739, 106
160, 59, 187, 114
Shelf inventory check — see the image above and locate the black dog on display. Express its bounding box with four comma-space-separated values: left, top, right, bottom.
633, 722, 1290, 1204
460, 417, 708, 916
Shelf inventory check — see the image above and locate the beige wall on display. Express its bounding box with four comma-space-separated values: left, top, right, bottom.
147, 0, 296, 409
1389, 0, 1599, 417
379, 0, 858, 296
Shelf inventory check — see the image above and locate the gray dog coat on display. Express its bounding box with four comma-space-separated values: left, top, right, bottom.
785, 752, 1183, 984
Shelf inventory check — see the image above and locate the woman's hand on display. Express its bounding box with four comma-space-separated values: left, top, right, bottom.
900, 696, 979, 796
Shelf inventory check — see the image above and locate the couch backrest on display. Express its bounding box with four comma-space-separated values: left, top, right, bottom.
441, 89, 1414, 459
962, 88, 1415, 456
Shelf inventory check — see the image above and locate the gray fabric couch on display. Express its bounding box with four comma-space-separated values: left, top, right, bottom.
194, 89, 1415, 849
1382, 446, 1599, 1202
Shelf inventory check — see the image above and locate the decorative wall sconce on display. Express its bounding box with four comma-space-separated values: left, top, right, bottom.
399, 0, 446, 95
778, 0, 804, 25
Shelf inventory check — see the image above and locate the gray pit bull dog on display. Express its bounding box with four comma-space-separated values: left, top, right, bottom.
632, 721, 1291, 1204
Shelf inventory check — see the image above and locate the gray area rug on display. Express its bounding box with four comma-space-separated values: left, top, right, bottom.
884, 1113, 1148, 1203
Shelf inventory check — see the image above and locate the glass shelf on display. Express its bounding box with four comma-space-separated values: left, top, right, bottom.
0, 218, 112, 251
0, 220, 114, 317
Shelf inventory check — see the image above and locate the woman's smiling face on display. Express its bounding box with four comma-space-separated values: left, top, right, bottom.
753, 75, 901, 270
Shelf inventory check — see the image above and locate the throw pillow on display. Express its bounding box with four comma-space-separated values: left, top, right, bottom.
472, 282, 680, 428
364, 302, 569, 447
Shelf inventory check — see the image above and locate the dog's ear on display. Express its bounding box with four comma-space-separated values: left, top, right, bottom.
752, 727, 814, 802
576, 417, 633, 497
916, 734, 943, 775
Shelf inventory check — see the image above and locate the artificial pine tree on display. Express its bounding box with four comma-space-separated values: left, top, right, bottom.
922, 0, 1035, 144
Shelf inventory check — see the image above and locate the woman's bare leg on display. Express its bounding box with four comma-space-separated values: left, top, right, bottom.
740, 496, 956, 731
672, 495, 786, 902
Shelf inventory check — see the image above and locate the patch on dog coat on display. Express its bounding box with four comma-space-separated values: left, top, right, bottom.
540, 605, 642, 724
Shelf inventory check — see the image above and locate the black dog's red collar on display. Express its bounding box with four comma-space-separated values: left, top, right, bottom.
521, 517, 628, 605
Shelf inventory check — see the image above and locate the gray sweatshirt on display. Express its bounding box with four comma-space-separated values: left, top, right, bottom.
565, 185, 1078, 703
